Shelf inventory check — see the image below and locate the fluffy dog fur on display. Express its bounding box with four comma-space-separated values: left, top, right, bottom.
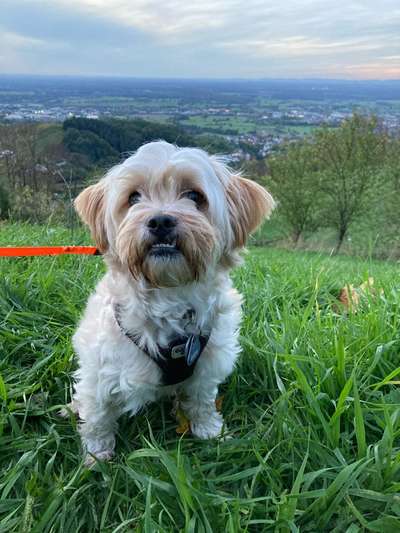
70, 141, 274, 463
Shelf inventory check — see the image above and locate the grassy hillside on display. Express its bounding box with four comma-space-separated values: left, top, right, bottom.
1, 223, 400, 531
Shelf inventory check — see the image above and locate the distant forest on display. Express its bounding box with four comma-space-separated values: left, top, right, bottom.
63, 117, 191, 165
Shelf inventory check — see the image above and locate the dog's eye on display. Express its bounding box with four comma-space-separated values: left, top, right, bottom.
128, 192, 141, 206
183, 190, 206, 207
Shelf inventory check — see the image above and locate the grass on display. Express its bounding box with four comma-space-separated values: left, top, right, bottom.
255, 214, 400, 262
1, 222, 400, 532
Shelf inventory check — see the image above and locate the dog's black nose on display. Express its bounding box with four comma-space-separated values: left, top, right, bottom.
147, 215, 177, 237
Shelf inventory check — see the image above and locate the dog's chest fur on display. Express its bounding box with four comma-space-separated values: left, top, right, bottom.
108, 270, 225, 352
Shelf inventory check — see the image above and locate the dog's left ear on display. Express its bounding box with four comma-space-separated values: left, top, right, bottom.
74, 181, 109, 253
226, 175, 275, 248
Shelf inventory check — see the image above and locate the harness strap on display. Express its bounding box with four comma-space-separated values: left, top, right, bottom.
114, 304, 210, 386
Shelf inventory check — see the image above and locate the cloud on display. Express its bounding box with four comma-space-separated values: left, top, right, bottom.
53, 0, 234, 38
0, 0, 399, 78
0, 28, 65, 72
218, 36, 383, 59
0, 30, 46, 49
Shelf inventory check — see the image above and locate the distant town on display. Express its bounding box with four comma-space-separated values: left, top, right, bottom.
1, 76, 399, 161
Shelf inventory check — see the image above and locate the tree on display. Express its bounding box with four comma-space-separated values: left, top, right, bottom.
315, 114, 387, 253
195, 134, 233, 155
385, 137, 400, 196
0, 184, 9, 218
63, 127, 119, 164
267, 140, 321, 244
373, 137, 400, 253
0, 123, 54, 193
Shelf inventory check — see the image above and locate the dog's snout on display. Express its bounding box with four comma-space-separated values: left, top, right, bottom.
147, 215, 177, 237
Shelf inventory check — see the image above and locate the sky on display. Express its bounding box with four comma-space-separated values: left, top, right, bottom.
0, 0, 399, 80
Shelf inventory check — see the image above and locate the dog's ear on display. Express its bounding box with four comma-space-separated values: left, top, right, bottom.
226, 175, 275, 248
74, 181, 108, 252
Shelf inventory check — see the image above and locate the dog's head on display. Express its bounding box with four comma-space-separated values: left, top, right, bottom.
75, 141, 274, 287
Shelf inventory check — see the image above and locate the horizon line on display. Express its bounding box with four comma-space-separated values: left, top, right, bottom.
0, 73, 399, 83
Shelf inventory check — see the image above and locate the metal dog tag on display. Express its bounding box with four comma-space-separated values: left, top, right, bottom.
185, 335, 202, 366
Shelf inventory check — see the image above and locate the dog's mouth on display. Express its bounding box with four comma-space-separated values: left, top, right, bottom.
148, 237, 181, 258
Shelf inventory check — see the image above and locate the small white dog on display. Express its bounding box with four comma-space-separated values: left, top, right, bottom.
70, 141, 274, 463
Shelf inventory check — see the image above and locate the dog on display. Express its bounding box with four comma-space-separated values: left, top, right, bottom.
69, 141, 274, 463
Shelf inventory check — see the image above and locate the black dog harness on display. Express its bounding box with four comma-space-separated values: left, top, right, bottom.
114, 304, 211, 386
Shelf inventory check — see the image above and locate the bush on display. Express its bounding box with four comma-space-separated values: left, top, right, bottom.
9, 186, 70, 224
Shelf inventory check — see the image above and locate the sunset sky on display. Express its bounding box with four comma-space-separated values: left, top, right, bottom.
1, 0, 399, 79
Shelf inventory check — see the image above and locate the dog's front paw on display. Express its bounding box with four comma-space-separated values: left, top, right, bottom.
84, 449, 114, 468
82, 433, 116, 467
191, 412, 224, 439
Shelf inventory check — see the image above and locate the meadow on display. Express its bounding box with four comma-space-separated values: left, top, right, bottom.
1, 222, 400, 532
177, 115, 315, 136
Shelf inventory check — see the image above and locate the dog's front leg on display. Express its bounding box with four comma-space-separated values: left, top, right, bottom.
74, 384, 120, 465
180, 381, 224, 439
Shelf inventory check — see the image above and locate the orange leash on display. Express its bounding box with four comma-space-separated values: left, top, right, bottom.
0, 246, 100, 257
